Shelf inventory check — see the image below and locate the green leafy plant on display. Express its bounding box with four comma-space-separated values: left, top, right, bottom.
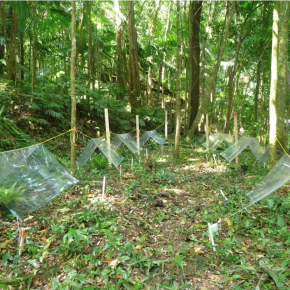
91, 153, 109, 169
0, 183, 25, 206
155, 170, 176, 184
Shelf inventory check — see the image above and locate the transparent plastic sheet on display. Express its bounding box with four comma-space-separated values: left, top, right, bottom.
112, 133, 141, 155
247, 153, 290, 207
202, 133, 233, 151
76, 138, 104, 167
221, 136, 268, 163
140, 130, 168, 146
0, 144, 78, 218
98, 140, 124, 169
77, 138, 124, 169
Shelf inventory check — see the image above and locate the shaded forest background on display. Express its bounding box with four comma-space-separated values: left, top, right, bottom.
0, 1, 288, 154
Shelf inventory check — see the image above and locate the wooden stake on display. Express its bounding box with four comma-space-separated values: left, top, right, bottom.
206, 114, 209, 151
102, 176, 106, 201
234, 112, 238, 163
104, 108, 111, 164
165, 111, 168, 139
136, 115, 140, 155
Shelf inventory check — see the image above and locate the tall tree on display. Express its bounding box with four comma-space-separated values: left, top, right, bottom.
6, 6, 18, 83
70, 1, 77, 175
147, 0, 161, 107
276, 1, 289, 150
269, 1, 289, 168
128, 1, 140, 110
173, 0, 182, 160
114, 0, 127, 100
186, 2, 236, 140
188, 1, 202, 131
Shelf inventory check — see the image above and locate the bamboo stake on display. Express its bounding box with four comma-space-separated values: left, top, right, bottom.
104, 108, 111, 165
234, 112, 238, 163
136, 115, 140, 155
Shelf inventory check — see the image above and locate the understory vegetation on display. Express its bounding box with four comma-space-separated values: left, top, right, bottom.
1, 142, 290, 290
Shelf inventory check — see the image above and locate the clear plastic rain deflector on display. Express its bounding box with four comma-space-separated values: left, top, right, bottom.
202, 133, 233, 151
221, 136, 268, 163
140, 130, 168, 146
77, 138, 124, 169
0, 144, 78, 218
112, 133, 142, 155
247, 153, 290, 207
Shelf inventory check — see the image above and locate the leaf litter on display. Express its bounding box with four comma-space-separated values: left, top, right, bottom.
0, 143, 290, 289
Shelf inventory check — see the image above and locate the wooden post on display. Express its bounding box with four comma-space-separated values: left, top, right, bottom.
136, 115, 140, 155
165, 110, 168, 139
206, 114, 209, 151
104, 108, 111, 163
234, 112, 238, 163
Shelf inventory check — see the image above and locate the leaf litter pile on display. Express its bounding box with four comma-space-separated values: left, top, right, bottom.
1, 143, 290, 290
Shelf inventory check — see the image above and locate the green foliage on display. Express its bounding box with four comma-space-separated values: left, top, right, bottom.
155, 170, 176, 184
91, 153, 109, 169
0, 183, 25, 206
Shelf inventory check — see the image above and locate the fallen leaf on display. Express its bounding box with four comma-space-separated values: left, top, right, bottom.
0, 240, 13, 249
109, 258, 119, 268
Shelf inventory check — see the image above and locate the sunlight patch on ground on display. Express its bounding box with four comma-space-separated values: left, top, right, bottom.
156, 157, 167, 163
164, 188, 184, 195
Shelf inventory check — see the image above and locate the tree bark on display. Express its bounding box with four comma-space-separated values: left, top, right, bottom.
114, 0, 127, 100
268, 2, 279, 168
147, 0, 161, 107
188, 1, 202, 130
186, 2, 236, 141
277, 1, 289, 151
70, 1, 77, 176
128, 1, 140, 109
173, 0, 182, 160
7, 7, 18, 83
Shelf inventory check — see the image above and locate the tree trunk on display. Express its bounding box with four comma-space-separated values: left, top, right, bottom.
114, 0, 127, 100
268, 2, 279, 168
173, 0, 182, 160
0, 2, 6, 78
70, 1, 77, 176
277, 1, 289, 151
7, 7, 18, 83
128, 1, 140, 110
186, 2, 236, 140
31, 2, 37, 91
147, 0, 161, 107
188, 1, 202, 131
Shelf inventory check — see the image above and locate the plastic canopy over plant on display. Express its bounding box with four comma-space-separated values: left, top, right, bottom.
0, 144, 78, 218
202, 133, 233, 151
247, 153, 290, 206
140, 130, 168, 146
112, 133, 142, 155
221, 136, 268, 163
77, 138, 124, 169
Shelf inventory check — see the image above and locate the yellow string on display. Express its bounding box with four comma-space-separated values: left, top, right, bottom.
0, 129, 76, 154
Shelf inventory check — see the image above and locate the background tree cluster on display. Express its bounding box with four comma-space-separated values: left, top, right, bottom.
0, 1, 289, 163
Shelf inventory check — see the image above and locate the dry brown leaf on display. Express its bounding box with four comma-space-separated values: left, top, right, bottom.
0, 240, 13, 249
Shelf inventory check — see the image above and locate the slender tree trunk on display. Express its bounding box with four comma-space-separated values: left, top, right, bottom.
277, 1, 289, 151
157, 1, 172, 109
128, 1, 140, 109
0, 2, 6, 78
173, 0, 182, 160
7, 7, 18, 83
70, 1, 77, 176
268, 2, 279, 168
186, 2, 236, 140
254, 60, 261, 137
114, 0, 127, 99
147, 0, 161, 107
188, 1, 202, 131
31, 2, 37, 91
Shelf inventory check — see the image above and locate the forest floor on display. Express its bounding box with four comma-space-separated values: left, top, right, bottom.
0, 141, 290, 290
